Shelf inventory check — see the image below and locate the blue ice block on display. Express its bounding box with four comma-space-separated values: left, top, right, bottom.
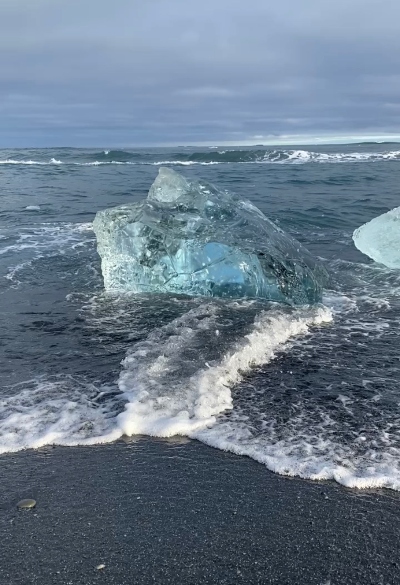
93, 168, 327, 304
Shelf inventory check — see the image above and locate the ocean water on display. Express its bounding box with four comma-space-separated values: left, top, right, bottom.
1, 143, 400, 490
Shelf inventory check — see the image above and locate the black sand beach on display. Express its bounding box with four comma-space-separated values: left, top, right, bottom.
1, 438, 399, 585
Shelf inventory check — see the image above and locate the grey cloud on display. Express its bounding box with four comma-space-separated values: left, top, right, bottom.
1, 0, 400, 146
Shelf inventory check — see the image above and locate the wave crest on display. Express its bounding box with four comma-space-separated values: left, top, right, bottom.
2, 149, 400, 166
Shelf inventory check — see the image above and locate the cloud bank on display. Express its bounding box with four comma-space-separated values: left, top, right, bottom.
1, 0, 400, 146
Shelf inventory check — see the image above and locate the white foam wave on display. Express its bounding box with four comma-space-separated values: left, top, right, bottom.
0, 158, 63, 165
149, 160, 221, 166
263, 149, 400, 164
196, 420, 400, 490
1, 150, 400, 166
0, 377, 120, 454
116, 305, 333, 437
0, 304, 331, 455
0, 159, 126, 166
80, 161, 127, 166
83, 149, 400, 166
114, 298, 400, 490
0, 159, 48, 165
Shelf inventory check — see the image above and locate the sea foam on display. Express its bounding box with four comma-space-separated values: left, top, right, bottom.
0, 303, 332, 452
117, 305, 332, 436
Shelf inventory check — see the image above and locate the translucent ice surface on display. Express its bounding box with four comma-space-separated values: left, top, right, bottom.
93, 168, 327, 304
353, 206, 400, 268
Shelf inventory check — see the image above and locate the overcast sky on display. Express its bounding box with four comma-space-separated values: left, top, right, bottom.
1, 0, 400, 147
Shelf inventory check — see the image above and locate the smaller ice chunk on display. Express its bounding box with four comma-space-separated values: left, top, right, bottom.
353, 206, 400, 268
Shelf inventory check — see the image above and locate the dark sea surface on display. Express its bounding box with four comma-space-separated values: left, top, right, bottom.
1, 143, 400, 490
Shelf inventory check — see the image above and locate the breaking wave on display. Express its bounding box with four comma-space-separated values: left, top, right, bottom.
0, 158, 63, 165
0, 302, 332, 458
187, 148, 400, 164
117, 304, 332, 437
2, 149, 400, 166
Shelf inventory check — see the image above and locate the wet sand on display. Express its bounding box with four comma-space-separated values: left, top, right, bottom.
1, 437, 399, 584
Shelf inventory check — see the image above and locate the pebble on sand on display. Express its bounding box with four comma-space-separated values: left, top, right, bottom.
17, 499, 36, 510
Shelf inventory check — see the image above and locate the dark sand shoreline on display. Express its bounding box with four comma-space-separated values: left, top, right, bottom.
1, 437, 399, 584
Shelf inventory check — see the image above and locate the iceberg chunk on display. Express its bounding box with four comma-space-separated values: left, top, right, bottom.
93, 168, 327, 304
353, 206, 400, 268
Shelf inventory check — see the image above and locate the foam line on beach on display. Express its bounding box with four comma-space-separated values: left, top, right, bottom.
117, 305, 332, 436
